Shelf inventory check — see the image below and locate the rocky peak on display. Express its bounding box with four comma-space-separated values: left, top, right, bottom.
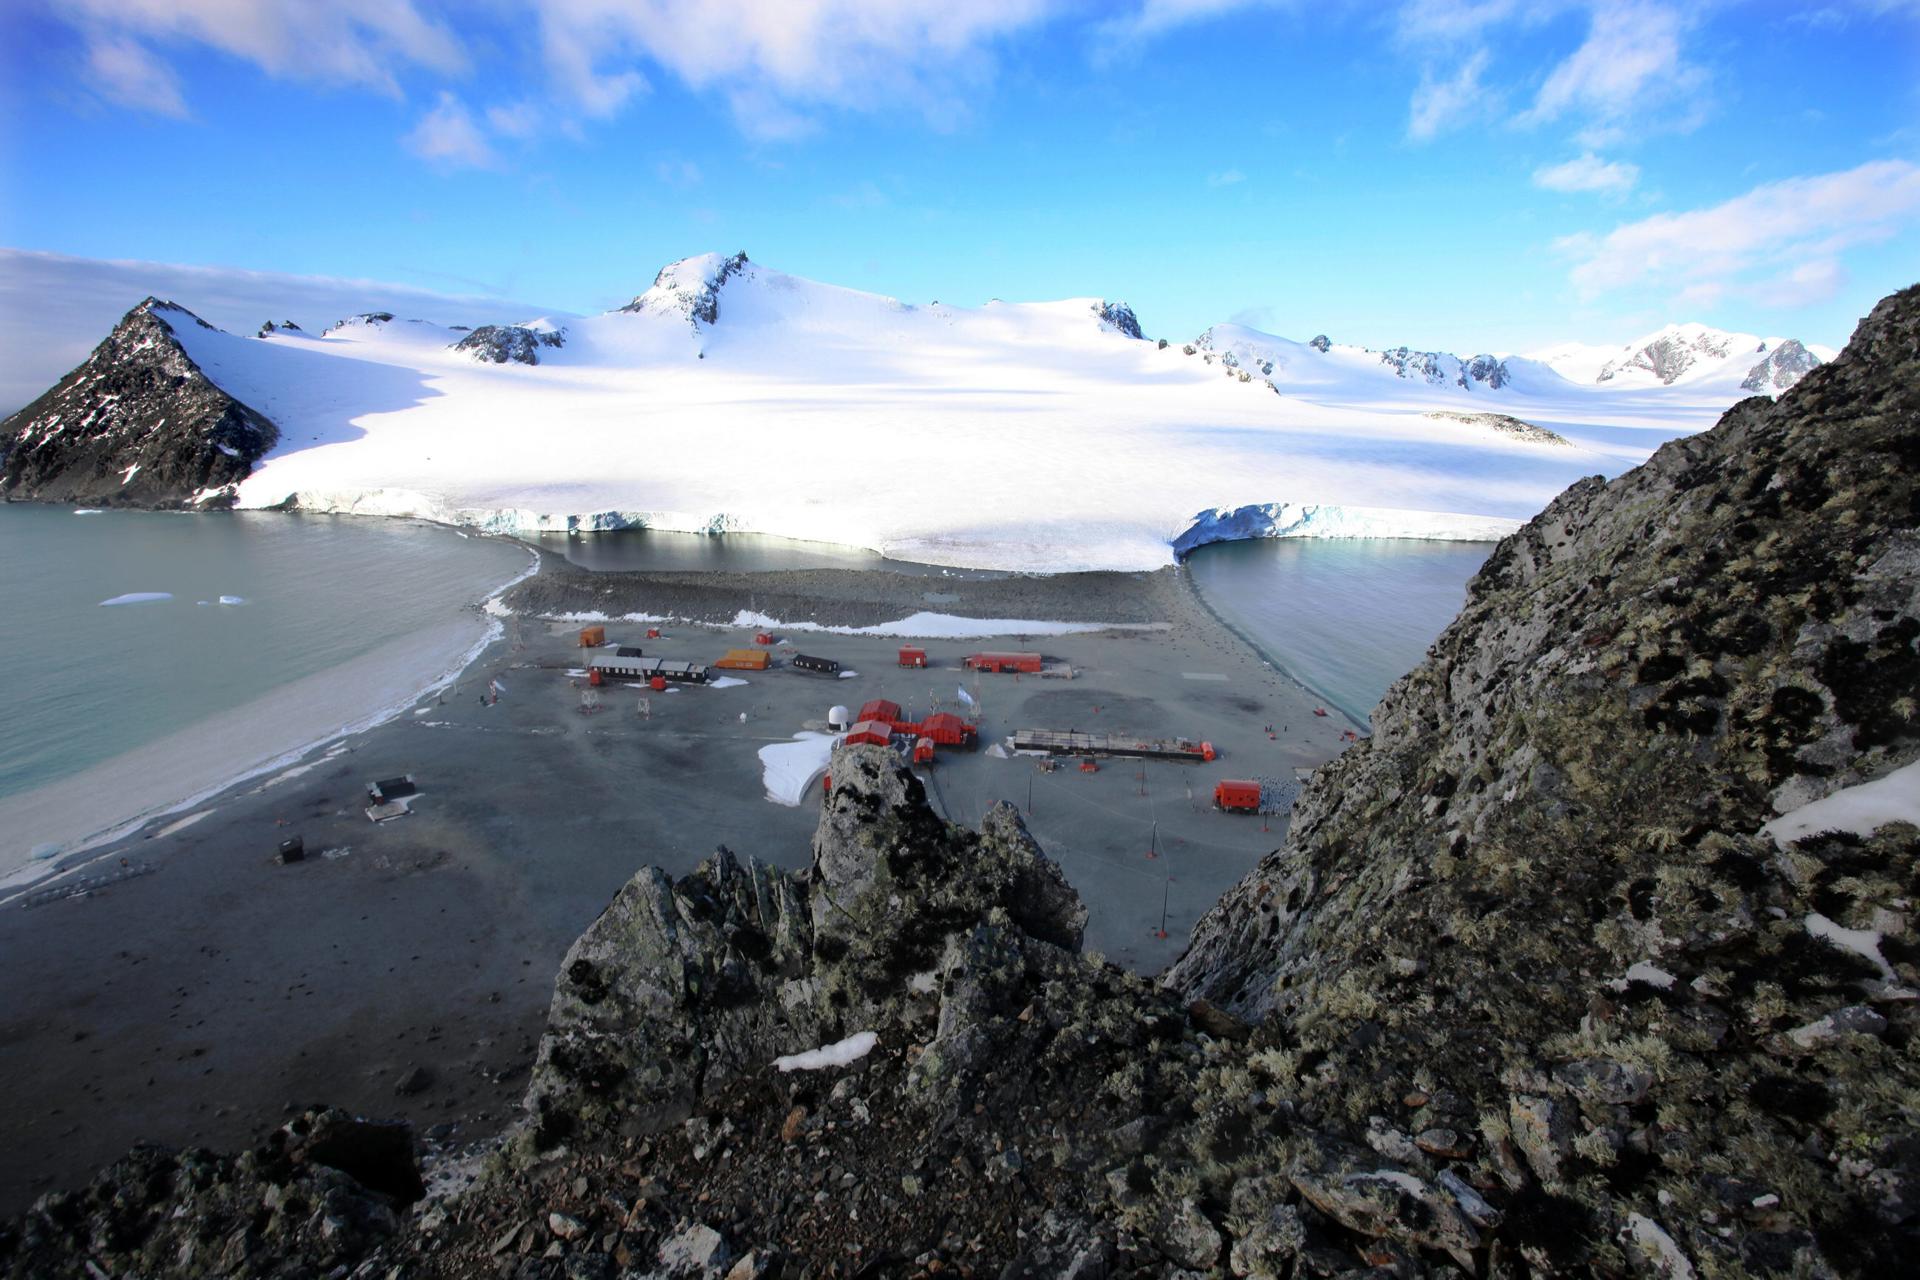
0, 299, 276, 508
1742, 338, 1822, 394
1093, 300, 1144, 339
1376, 346, 1511, 391
321, 311, 396, 337
255, 319, 301, 338
619, 251, 751, 328
451, 324, 566, 366
1308, 333, 1331, 353
1597, 323, 1747, 384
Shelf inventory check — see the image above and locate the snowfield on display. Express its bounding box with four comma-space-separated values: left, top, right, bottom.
142, 252, 1815, 572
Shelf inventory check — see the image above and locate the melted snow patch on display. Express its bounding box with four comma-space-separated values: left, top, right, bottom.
774, 1031, 878, 1073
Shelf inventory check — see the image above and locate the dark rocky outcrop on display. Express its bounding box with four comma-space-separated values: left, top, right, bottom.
453, 324, 567, 366
1427, 409, 1571, 446
255, 319, 301, 338
1096, 300, 1145, 339
0, 299, 276, 508
0, 1108, 417, 1277
5, 287, 1915, 1278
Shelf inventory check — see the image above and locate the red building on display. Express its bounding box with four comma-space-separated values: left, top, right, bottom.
898, 646, 928, 668
964, 651, 1043, 674
858, 699, 904, 728
917, 712, 978, 748
844, 720, 894, 747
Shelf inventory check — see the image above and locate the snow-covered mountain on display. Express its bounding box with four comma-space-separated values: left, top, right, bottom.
0, 252, 1840, 571
1529, 323, 1836, 392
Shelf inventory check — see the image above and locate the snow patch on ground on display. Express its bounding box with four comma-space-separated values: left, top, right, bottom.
730, 609, 1126, 639
1764, 759, 1920, 846
774, 1031, 878, 1073
758, 731, 840, 806
1805, 912, 1895, 981
708, 676, 749, 689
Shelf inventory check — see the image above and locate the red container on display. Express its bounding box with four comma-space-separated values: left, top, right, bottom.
646, 627, 662, 639
578, 625, 606, 648
898, 646, 928, 668
964, 651, 1042, 674
754, 632, 775, 645
650, 676, 667, 691
913, 737, 936, 764
1214, 780, 1261, 812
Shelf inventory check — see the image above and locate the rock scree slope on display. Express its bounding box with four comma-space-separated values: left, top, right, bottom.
1, 284, 1916, 1279
0, 298, 277, 507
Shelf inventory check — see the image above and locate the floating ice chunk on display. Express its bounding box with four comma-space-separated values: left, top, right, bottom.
99, 592, 173, 606
218, 595, 246, 606
774, 1031, 878, 1073
73, 508, 103, 515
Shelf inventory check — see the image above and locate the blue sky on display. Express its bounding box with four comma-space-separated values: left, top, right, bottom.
2, 0, 1917, 353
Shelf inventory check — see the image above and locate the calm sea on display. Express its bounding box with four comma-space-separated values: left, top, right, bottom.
1185, 538, 1494, 723
0, 505, 528, 806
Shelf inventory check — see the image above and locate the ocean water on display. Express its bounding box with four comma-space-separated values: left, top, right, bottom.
0, 505, 529, 810
1185, 538, 1495, 723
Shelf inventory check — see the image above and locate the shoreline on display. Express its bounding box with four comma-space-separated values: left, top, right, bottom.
0, 544, 541, 899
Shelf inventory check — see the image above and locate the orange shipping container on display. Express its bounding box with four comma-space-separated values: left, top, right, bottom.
578, 625, 606, 648
714, 648, 772, 670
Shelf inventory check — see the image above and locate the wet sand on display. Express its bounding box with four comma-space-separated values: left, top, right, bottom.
0, 558, 1363, 1214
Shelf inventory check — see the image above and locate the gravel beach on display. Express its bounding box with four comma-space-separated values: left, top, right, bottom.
0, 552, 1362, 1214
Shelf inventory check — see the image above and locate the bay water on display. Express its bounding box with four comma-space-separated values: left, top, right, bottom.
1185, 537, 1494, 723
0, 505, 529, 869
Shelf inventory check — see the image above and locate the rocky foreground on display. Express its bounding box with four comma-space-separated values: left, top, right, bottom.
2, 286, 1916, 1279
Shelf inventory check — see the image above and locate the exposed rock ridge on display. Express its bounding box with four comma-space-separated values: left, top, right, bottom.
1743, 338, 1822, 393
1170, 283, 1920, 1275
0, 298, 277, 507
1426, 409, 1572, 446
1095, 300, 1145, 339
620, 251, 751, 328
453, 324, 567, 366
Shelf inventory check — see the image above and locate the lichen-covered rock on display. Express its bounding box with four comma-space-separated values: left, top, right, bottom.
0, 299, 276, 507
1170, 283, 1920, 1274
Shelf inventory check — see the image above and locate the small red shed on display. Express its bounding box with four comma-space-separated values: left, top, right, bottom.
918, 712, 977, 748
913, 737, 936, 765
1214, 780, 1262, 813
857, 699, 903, 728
965, 651, 1043, 674
845, 720, 894, 748
755, 632, 775, 645
646, 627, 662, 639
898, 646, 928, 668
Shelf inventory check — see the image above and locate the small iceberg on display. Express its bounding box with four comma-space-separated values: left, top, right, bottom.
218, 595, 247, 606
73, 509, 103, 515
99, 592, 173, 607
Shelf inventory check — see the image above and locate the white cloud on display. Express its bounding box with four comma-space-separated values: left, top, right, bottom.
404, 93, 499, 170
1101, 0, 1292, 44
0, 248, 552, 415
1207, 168, 1246, 187
1749, 259, 1849, 309
1556, 159, 1920, 304
486, 101, 544, 140
1522, 2, 1704, 131
531, 0, 1071, 137
82, 34, 187, 117
1533, 152, 1639, 195
1408, 49, 1492, 140
51, 0, 466, 102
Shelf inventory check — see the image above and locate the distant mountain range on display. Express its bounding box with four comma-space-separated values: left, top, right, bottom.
0, 251, 1844, 571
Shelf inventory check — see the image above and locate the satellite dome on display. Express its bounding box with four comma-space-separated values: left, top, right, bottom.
828, 705, 852, 730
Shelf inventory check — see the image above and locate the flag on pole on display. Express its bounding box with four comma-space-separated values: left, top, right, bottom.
956, 685, 977, 709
